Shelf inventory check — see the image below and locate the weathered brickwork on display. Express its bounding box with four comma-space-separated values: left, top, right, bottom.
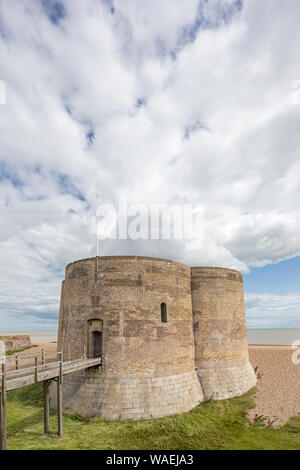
50, 256, 255, 419
54, 370, 203, 420
197, 360, 256, 400
191, 267, 256, 400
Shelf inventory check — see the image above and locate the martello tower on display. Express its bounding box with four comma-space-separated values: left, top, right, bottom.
52, 256, 256, 420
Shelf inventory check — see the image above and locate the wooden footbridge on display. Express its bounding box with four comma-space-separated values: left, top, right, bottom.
0, 349, 101, 450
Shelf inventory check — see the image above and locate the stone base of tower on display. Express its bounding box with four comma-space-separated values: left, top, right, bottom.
50, 370, 205, 420
197, 358, 257, 401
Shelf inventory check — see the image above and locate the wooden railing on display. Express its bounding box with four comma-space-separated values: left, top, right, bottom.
0, 347, 101, 450
4, 349, 62, 371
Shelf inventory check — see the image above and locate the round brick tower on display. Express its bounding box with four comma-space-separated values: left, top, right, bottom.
53, 256, 205, 419
191, 267, 256, 400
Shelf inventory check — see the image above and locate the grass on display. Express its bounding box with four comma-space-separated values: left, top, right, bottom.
6, 344, 38, 356
5, 384, 300, 450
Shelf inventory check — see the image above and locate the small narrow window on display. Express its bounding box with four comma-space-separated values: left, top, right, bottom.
93, 331, 102, 358
161, 303, 167, 323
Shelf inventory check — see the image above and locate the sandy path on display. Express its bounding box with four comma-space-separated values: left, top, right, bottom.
248, 345, 300, 426
26, 342, 58, 354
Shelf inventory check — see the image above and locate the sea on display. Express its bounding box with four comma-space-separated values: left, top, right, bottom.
1, 329, 300, 345
246, 328, 300, 345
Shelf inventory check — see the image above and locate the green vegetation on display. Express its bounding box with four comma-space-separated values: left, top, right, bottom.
6, 344, 38, 356
6, 385, 300, 450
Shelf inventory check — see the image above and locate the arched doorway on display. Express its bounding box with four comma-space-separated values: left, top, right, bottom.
93, 331, 102, 358
87, 319, 103, 358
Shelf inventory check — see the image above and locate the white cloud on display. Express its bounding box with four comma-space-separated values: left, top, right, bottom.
246, 293, 300, 328
0, 0, 300, 329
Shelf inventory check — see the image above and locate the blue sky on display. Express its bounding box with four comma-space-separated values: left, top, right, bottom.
244, 257, 300, 295
244, 257, 300, 329
0, 0, 300, 331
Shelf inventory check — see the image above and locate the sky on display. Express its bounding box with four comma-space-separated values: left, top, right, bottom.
0, 0, 300, 331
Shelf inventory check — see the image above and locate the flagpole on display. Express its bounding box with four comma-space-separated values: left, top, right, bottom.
96, 194, 99, 279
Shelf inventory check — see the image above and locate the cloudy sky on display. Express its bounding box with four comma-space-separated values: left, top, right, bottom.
0, 0, 300, 331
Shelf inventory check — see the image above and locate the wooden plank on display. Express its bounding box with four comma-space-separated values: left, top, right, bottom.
6, 357, 100, 378
6, 375, 38, 391
6, 365, 36, 378
35, 356, 38, 382
6, 359, 65, 378
3, 357, 101, 391
43, 380, 50, 434
59, 354, 63, 385
6, 350, 62, 361
0, 363, 7, 450
57, 354, 63, 437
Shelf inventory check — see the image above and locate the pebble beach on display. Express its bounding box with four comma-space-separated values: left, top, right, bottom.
248, 345, 300, 426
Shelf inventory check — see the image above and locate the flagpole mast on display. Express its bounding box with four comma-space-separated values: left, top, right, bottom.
96, 194, 99, 279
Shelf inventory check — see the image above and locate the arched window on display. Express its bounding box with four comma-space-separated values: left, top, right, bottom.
93, 331, 102, 358
161, 303, 167, 323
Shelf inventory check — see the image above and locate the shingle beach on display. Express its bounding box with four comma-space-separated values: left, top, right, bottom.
248, 346, 300, 426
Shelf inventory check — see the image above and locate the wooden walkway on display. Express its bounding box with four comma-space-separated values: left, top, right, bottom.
0, 349, 101, 450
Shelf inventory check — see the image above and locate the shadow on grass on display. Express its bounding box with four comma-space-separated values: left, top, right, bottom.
7, 408, 44, 437
7, 406, 60, 438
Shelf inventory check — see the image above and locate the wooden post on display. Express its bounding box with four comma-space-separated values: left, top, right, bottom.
15, 354, 19, 370
42, 349, 45, 365
58, 352, 63, 381
35, 356, 38, 382
57, 352, 63, 437
43, 380, 50, 434
0, 362, 7, 450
